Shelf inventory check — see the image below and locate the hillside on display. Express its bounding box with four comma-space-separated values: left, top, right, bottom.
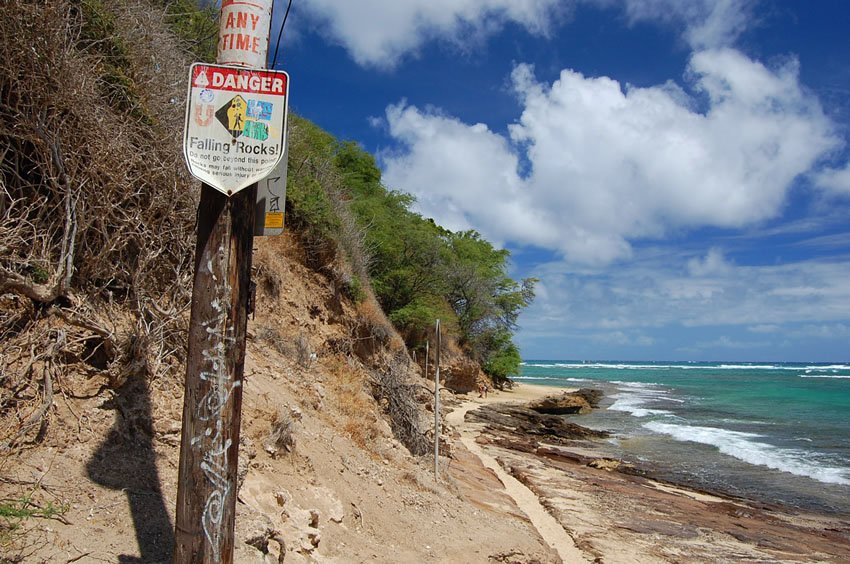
2, 232, 555, 562
0, 0, 550, 561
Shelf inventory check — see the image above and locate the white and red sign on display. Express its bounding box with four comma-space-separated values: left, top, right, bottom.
217, 0, 272, 68
183, 63, 290, 196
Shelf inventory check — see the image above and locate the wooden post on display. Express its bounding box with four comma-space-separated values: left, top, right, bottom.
424, 340, 429, 379
174, 1, 273, 562
174, 186, 255, 563
434, 319, 441, 481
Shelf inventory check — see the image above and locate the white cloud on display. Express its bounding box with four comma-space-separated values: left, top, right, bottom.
814, 164, 850, 196
589, 331, 655, 346
514, 249, 850, 359
692, 335, 769, 350
518, 252, 850, 342
382, 49, 838, 264
613, 0, 756, 49
748, 324, 780, 334
687, 248, 732, 277
299, 0, 566, 68
791, 324, 850, 339
381, 103, 557, 248
299, 0, 757, 69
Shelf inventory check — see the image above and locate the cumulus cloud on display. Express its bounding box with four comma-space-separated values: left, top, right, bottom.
299, 0, 757, 69
382, 49, 838, 264
299, 0, 566, 68
381, 103, 555, 248
613, 0, 757, 49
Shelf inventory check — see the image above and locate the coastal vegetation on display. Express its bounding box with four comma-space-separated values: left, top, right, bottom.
287, 130, 537, 387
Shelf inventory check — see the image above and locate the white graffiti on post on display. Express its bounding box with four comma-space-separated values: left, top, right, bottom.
190, 243, 241, 562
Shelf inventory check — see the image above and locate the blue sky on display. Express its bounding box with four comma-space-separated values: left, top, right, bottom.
270, 0, 850, 362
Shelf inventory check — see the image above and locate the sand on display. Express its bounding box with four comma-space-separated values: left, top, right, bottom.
446, 391, 590, 562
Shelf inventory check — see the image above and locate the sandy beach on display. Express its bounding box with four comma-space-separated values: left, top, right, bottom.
447, 382, 850, 563
462, 382, 574, 404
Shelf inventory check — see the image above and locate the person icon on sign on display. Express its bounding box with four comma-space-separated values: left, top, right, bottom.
226, 95, 247, 137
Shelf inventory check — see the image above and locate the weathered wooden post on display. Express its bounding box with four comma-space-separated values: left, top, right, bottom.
174, 0, 288, 561
434, 319, 441, 481
173, 185, 254, 563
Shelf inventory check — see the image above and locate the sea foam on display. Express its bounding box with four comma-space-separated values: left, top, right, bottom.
609, 382, 674, 417
644, 422, 850, 486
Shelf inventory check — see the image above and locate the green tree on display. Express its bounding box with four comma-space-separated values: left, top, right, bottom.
306, 136, 536, 383
480, 329, 523, 388
442, 231, 536, 351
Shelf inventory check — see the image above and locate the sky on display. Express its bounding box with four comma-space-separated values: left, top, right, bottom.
268, 0, 850, 362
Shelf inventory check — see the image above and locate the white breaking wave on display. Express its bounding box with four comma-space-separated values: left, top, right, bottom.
607, 380, 678, 417
800, 374, 850, 379
609, 380, 661, 389
609, 399, 672, 418
515, 376, 594, 384
523, 362, 850, 372
644, 422, 850, 486
514, 376, 560, 381
609, 393, 674, 418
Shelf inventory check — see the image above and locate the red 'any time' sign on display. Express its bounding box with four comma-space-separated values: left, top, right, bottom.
218, 0, 272, 68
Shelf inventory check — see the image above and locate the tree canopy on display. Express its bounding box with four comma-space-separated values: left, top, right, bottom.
281, 118, 534, 384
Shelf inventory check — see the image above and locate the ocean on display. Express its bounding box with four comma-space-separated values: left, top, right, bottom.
516, 361, 850, 516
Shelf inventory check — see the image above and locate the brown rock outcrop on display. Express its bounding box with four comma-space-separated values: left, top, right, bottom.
528, 388, 603, 415
440, 357, 483, 394
466, 403, 609, 442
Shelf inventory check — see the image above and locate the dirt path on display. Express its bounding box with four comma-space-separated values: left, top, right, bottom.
447, 401, 591, 563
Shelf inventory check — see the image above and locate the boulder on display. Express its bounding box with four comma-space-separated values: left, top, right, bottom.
529, 393, 591, 415
574, 388, 604, 408
588, 458, 620, 471
441, 358, 482, 394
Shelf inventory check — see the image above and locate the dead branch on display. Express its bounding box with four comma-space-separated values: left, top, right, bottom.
1, 330, 62, 452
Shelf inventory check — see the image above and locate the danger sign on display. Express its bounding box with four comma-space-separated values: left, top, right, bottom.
183, 63, 290, 196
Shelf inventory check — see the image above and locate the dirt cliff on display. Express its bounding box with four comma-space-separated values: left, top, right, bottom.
1, 232, 555, 562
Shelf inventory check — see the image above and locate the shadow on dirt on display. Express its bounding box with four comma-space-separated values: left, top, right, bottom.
86, 376, 174, 563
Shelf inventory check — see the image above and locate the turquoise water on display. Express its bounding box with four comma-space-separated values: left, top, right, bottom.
516, 361, 850, 515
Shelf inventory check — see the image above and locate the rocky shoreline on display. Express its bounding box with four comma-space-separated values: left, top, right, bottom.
459, 387, 850, 562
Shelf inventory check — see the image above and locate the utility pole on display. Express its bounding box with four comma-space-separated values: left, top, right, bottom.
434, 319, 441, 481
174, 0, 277, 561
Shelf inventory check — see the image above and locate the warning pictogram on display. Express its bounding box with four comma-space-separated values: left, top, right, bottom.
216, 95, 247, 138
